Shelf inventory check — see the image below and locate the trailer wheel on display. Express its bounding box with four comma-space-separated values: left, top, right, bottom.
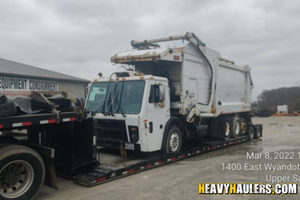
248, 126, 254, 141
240, 118, 247, 135
217, 117, 231, 141
254, 126, 262, 139
231, 117, 241, 138
0, 145, 45, 200
164, 126, 182, 154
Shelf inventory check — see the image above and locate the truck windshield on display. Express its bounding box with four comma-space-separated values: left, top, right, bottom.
85, 80, 145, 114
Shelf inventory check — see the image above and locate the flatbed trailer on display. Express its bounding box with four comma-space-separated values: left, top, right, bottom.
0, 111, 97, 200
73, 124, 262, 187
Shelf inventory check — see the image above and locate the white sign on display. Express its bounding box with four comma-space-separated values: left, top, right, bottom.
125, 143, 135, 150
0, 77, 59, 91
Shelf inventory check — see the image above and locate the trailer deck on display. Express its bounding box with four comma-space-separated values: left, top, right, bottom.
74, 134, 257, 187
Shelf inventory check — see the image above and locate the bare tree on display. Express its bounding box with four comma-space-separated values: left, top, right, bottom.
256, 87, 300, 113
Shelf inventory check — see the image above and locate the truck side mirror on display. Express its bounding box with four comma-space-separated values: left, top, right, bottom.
149, 84, 165, 104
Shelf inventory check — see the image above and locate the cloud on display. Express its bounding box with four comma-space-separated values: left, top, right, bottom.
0, 0, 299, 101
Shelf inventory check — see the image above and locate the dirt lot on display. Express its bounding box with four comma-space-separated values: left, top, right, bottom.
36, 116, 300, 200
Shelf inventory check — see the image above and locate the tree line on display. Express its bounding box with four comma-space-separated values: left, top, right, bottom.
252, 87, 300, 114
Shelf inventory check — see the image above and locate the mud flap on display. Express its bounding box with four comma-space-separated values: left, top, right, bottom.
25, 143, 58, 190
43, 158, 58, 190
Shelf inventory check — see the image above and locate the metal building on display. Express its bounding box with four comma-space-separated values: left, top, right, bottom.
0, 58, 90, 98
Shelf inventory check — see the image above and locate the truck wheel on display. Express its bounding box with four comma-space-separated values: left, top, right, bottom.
0, 145, 45, 200
248, 126, 254, 141
231, 117, 241, 138
164, 126, 182, 155
217, 117, 231, 141
254, 126, 262, 139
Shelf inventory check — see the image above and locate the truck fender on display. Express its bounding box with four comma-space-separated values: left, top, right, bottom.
160, 116, 185, 151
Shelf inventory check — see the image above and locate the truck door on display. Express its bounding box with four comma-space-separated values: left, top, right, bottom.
146, 81, 170, 151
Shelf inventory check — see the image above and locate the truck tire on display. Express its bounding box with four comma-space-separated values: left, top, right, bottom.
231, 117, 241, 138
254, 126, 262, 139
164, 126, 182, 155
217, 117, 231, 141
0, 145, 45, 200
248, 126, 254, 141
240, 118, 247, 135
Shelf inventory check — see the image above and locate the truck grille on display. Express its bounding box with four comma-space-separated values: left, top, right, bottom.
94, 119, 128, 141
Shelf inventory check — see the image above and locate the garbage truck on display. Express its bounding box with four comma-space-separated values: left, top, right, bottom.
85, 32, 261, 155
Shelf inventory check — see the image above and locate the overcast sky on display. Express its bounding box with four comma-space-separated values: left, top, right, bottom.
1, 0, 299, 100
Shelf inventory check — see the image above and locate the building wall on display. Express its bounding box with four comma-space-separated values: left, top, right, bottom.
59, 81, 89, 98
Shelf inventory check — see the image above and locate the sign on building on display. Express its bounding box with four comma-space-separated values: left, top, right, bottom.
0, 77, 59, 91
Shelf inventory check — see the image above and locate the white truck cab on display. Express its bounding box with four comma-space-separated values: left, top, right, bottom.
86, 74, 174, 153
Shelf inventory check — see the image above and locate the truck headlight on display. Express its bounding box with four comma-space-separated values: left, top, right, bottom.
128, 126, 139, 143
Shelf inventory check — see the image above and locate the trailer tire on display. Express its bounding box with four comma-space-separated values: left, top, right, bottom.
0, 145, 45, 200
254, 126, 262, 139
231, 117, 241, 138
248, 126, 254, 141
164, 126, 182, 155
217, 117, 231, 141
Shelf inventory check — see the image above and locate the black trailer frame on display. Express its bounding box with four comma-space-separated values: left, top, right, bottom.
74, 124, 262, 187
0, 111, 97, 200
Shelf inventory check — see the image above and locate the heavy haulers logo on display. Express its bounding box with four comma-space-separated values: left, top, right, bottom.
198, 183, 298, 195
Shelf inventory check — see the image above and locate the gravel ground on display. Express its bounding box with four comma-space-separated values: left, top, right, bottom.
36, 116, 300, 200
